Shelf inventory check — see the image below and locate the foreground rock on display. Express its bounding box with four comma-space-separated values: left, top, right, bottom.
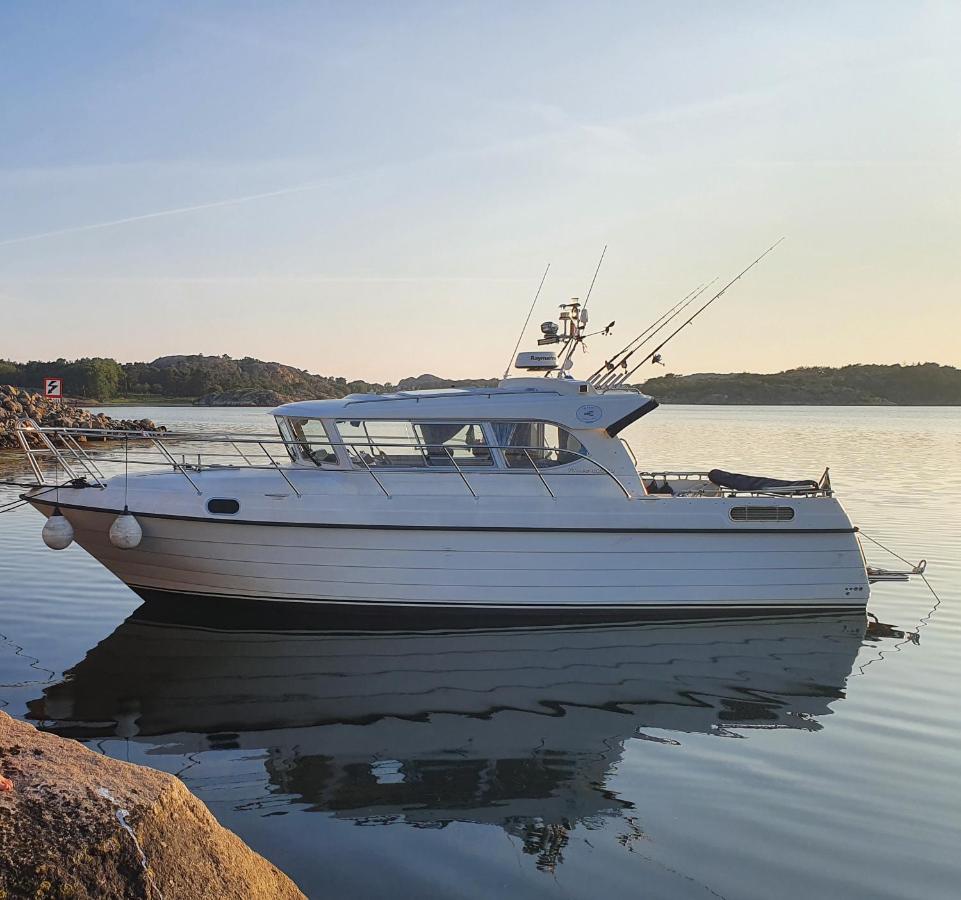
0, 385, 163, 450
0, 712, 305, 899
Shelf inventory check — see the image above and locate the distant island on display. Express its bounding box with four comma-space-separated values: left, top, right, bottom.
1, 355, 959, 405
639, 364, 961, 405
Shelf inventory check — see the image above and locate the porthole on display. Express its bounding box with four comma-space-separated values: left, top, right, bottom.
207, 498, 240, 515
730, 506, 795, 522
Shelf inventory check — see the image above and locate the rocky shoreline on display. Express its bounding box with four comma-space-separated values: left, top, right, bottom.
0, 386, 162, 450
0, 712, 305, 899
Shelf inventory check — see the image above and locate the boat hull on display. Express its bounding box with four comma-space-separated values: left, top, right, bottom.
28, 498, 871, 614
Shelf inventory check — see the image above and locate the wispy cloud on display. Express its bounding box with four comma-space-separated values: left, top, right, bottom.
3, 275, 529, 284
0, 120, 645, 250
0, 180, 337, 248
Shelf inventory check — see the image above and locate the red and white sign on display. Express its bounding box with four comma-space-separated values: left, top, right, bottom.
43, 378, 63, 400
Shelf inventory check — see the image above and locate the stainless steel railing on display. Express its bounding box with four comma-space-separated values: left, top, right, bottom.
14, 423, 636, 501
639, 470, 832, 498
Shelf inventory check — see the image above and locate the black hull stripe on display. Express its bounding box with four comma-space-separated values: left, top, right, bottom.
26, 496, 858, 535
130, 584, 866, 614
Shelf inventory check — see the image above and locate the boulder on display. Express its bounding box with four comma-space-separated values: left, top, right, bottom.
0, 388, 164, 450
0, 712, 306, 899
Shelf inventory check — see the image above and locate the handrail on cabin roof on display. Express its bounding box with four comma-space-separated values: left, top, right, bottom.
331, 386, 568, 406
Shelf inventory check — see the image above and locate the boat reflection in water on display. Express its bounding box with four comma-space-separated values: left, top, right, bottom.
29, 601, 890, 871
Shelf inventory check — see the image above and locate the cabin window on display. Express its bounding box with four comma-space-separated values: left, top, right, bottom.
337, 420, 425, 467
334, 420, 493, 468
415, 423, 493, 467
207, 498, 240, 515
492, 422, 587, 468
279, 417, 338, 465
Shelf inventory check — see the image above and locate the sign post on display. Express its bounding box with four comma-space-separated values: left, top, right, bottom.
43, 378, 64, 403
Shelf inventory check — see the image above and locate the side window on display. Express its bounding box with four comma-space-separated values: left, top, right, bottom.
414, 423, 492, 467
492, 422, 587, 469
334, 421, 493, 468
336, 420, 426, 467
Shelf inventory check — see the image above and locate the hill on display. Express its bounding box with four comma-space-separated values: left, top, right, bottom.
636, 364, 961, 405
1, 356, 959, 405
396, 373, 499, 391
0, 355, 391, 404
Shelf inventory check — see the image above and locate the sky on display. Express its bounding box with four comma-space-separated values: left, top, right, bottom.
1, 1, 959, 381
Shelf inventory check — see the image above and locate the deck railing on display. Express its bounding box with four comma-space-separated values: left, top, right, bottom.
15, 423, 831, 502
640, 470, 833, 498
14, 422, 636, 501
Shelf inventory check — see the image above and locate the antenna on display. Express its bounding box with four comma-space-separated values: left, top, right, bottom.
558, 245, 607, 371
615, 237, 785, 385
503, 263, 551, 379
581, 244, 607, 313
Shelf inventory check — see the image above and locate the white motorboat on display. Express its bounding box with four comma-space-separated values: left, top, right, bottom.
15, 379, 870, 614
16, 286, 924, 616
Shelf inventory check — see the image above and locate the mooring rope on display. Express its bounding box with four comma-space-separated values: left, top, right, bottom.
0, 499, 29, 515
860, 530, 923, 570
855, 575, 942, 675
0, 481, 76, 516
860, 528, 941, 618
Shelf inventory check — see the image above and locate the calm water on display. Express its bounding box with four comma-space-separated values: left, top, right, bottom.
1, 405, 959, 899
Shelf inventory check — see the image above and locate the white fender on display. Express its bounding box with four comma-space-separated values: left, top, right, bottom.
109, 508, 143, 549
42, 508, 74, 550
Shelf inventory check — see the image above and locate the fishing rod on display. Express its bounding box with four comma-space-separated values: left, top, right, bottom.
588, 279, 717, 386
502, 263, 551, 379
596, 278, 718, 387
580, 244, 607, 313
557, 245, 607, 371
613, 237, 785, 386
588, 285, 702, 383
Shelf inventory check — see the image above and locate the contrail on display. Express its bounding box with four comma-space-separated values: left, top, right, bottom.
0, 179, 332, 248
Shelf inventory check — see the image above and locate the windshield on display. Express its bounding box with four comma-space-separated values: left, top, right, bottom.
277, 417, 338, 465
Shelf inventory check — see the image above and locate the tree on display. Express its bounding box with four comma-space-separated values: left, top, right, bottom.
70, 358, 124, 400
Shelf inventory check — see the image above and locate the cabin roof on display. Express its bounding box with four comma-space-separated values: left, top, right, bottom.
271, 378, 657, 435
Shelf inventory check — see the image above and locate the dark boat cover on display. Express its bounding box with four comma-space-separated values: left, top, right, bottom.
708, 469, 819, 493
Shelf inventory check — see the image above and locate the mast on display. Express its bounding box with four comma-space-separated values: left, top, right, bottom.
556, 246, 607, 374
